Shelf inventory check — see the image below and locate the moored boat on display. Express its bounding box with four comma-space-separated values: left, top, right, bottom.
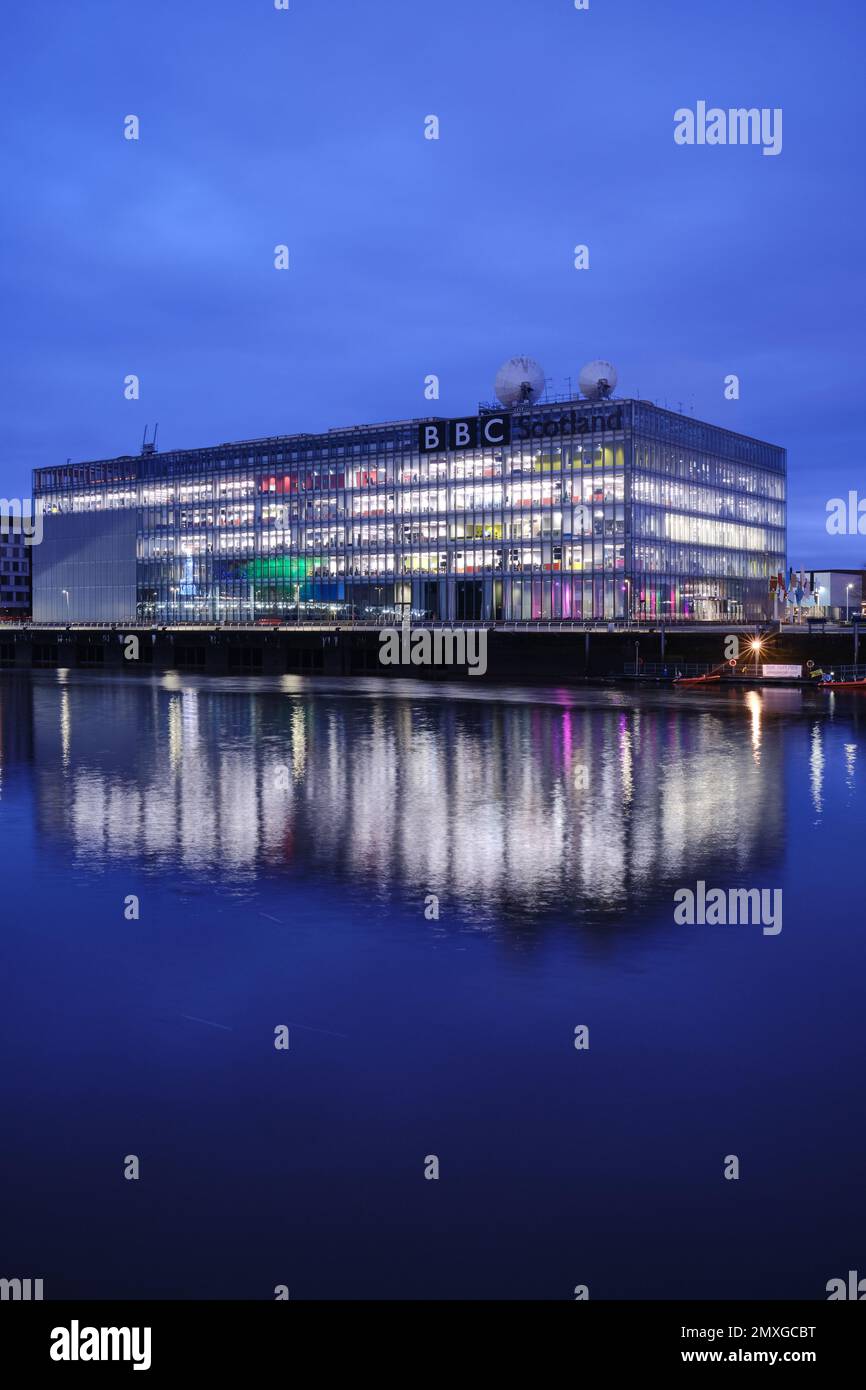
673, 673, 722, 686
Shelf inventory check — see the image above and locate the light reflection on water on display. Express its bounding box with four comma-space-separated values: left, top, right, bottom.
1, 669, 865, 1300
2, 669, 858, 924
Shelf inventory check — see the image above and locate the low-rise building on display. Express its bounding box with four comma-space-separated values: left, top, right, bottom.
0, 536, 31, 619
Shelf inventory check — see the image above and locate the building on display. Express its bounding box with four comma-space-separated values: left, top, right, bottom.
31, 394, 786, 625
0, 535, 32, 619
807, 570, 864, 620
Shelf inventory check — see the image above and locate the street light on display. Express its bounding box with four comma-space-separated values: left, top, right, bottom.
847, 583, 853, 622
61, 588, 70, 621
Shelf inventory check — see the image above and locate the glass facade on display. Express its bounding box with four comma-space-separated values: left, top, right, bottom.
0, 536, 32, 617
32, 398, 786, 624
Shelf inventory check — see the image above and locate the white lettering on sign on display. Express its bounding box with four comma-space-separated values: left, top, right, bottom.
418, 415, 512, 453
481, 416, 507, 444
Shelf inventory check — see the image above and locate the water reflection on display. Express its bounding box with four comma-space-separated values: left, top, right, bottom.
2, 669, 862, 1304
810, 722, 825, 819
844, 741, 857, 794
3, 671, 842, 925
745, 690, 762, 763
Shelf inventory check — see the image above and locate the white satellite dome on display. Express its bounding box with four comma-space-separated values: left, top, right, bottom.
494, 356, 545, 407
578, 359, 618, 400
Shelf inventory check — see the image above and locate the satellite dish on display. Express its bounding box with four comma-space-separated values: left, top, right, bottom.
494, 356, 545, 407
578, 360, 618, 400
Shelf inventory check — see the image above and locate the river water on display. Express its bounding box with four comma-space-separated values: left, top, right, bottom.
0, 671, 862, 1299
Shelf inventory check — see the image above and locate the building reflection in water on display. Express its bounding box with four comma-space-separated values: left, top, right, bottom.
11, 672, 822, 925
810, 721, 825, 819
844, 741, 857, 793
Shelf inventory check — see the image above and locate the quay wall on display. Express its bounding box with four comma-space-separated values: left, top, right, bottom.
0, 625, 861, 683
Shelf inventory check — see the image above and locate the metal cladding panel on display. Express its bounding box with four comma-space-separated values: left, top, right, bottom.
32, 509, 137, 622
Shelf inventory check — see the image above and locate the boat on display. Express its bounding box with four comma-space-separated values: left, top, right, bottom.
673, 673, 722, 686
819, 677, 866, 690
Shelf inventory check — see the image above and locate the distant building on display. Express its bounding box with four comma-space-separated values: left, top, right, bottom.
0, 536, 31, 619
808, 569, 864, 620
31, 396, 786, 625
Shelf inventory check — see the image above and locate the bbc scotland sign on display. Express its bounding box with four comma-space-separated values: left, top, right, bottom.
418, 406, 623, 453
419, 415, 511, 453
513, 405, 623, 441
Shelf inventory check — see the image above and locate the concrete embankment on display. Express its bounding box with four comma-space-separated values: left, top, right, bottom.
0, 623, 861, 684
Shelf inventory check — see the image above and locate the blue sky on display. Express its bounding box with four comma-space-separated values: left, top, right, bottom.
2, 0, 864, 562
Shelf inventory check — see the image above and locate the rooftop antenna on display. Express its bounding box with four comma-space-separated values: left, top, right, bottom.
141, 423, 157, 457
493, 356, 546, 409
578, 360, 618, 400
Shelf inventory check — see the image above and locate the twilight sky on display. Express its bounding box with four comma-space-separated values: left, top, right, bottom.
2, 0, 864, 562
